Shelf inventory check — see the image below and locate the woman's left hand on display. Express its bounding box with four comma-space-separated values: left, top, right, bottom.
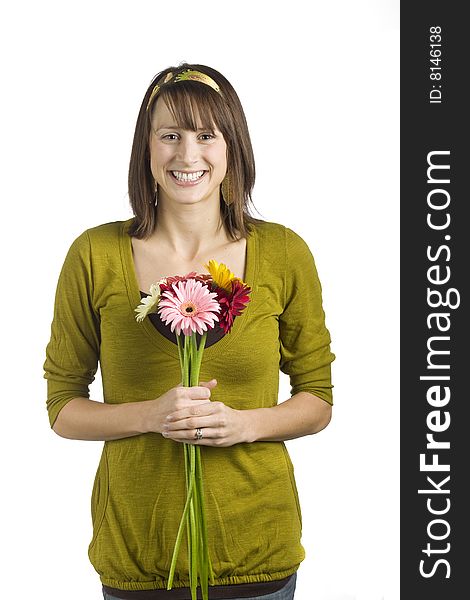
161, 380, 248, 447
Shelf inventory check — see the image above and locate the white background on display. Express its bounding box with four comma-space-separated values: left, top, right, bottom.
0, 1, 399, 599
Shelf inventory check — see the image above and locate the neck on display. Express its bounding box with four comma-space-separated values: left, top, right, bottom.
152, 198, 230, 260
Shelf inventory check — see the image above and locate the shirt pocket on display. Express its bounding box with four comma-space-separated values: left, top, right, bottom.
88, 446, 109, 551
281, 444, 303, 529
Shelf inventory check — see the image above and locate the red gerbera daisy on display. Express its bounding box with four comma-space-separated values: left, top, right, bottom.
216, 279, 251, 334
159, 272, 213, 294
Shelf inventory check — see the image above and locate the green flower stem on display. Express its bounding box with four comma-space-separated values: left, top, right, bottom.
194, 332, 207, 378
167, 335, 191, 589
184, 444, 192, 580
167, 332, 211, 600
166, 454, 196, 589
176, 334, 184, 381
196, 446, 215, 584
194, 331, 212, 592
183, 335, 191, 386
186, 513, 192, 590
191, 331, 210, 596
189, 447, 198, 600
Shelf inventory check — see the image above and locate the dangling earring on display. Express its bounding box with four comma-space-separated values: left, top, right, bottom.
221, 172, 232, 205
154, 183, 159, 206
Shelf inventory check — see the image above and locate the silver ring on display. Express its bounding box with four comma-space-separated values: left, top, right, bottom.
195, 428, 203, 440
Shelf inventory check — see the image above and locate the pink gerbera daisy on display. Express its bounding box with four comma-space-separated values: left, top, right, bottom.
158, 279, 220, 336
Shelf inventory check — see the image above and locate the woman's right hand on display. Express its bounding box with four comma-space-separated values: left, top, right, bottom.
142, 379, 218, 435
52, 381, 217, 442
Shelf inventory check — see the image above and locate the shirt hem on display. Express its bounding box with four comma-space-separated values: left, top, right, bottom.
99, 566, 299, 591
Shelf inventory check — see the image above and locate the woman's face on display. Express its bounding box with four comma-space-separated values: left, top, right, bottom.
149, 98, 227, 208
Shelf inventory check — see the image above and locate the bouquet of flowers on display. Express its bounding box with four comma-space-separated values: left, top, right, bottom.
135, 260, 251, 600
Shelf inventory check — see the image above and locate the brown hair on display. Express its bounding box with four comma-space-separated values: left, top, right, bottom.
128, 63, 260, 239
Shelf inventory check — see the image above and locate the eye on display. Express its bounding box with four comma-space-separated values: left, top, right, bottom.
199, 132, 216, 141
161, 133, 179, 141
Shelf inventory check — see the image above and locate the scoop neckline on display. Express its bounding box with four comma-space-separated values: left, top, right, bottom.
119, 218, 259, 362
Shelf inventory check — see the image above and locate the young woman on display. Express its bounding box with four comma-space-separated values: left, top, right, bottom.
44, 63, 335, 600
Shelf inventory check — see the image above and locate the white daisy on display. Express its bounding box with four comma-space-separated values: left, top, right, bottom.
134, 283, 161, 322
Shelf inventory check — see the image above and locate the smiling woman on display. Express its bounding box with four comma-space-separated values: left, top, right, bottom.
128, 64, 257, 241
149, 99, 228, 207
43, 62, 335, 600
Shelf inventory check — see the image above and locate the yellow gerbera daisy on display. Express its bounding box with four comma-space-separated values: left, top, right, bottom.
204, 259, 239, 291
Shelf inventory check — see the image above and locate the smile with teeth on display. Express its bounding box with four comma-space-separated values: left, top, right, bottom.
171, 170, 206, 183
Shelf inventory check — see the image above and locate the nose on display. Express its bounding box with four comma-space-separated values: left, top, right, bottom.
176, 134, 199, 165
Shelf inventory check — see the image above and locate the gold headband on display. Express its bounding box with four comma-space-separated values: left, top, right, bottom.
146, 69, 221, 111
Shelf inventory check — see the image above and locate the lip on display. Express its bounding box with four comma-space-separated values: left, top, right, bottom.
168, 170, 208, 187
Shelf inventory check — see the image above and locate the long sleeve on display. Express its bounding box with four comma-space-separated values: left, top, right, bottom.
44, 230, 100, 427
279, 228, 335, 404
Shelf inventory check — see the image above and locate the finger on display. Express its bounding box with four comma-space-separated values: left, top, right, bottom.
166, 401, 220, 423
162, 426, 221, 444
166, 436, 218, 447
163, 415, 216, 433
176, 399, 212, 407
199, 378, 218, 390
186, 385, 213, 400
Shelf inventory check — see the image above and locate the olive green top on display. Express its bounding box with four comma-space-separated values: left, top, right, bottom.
44, 218, 335, 591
